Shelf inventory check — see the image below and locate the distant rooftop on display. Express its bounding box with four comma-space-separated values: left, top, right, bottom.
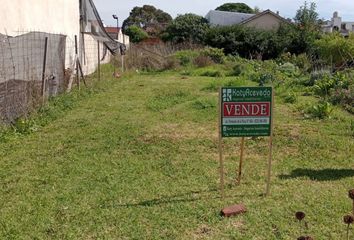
205, 10, 255, 26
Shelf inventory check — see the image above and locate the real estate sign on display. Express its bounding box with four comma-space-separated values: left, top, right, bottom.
221, 87, 273, 137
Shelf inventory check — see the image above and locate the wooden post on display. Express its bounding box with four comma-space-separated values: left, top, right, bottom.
237, 137, 245, 184
266, 88, 274, 196
97, 41, 101, 81
121, 55, 124, 73
218, 88, 225, 199
41, 37, 48, 102
74, 35, 80, 90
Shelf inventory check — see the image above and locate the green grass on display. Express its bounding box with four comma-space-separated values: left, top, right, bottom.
0, 67, 353, 239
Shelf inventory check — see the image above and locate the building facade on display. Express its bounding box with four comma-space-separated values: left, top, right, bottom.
322, 12, 354, 36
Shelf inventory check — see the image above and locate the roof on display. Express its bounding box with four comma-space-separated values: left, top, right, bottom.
105, 27, 121, 33
239, 9, 289, 25
206, 9, 290, 27
206, 10, 255, 26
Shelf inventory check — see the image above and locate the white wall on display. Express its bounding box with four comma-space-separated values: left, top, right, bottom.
0, 0, 110, 76
0, 0, 80, 70
0, 0, 80, 39
80, 34, 111, 76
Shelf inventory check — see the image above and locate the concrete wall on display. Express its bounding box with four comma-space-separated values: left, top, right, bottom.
244, 14, 283, 30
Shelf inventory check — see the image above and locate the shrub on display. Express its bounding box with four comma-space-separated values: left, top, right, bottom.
174, 50, 199, 66
329, 86, 353, 106
200, 47, 225, 64
229, 63, 248, 76
305, 101, 333, 119
193, 55, 213, 68
283, 92, 298, 103
12, 117, 38, 135
313, 75, 336, 97
314, 33, 354, 68
278, 62, 299, 77
163, 56, 180, 70
306, 68, 331, 86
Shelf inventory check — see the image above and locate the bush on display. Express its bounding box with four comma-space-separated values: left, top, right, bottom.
314, 33, 354, 68
163, 56, 180, 70
278, 62, 299, 77
306, 68, 331, 86
305, 101, 333, 119
329, 85, 354, 107
313, 75, 336, 97
174, 50, 199, 66
200, 47, 225, 64
229, 63, 249, 76
13, 117, 38, 135
283, 92, 298, 103
193, 55, 213, 68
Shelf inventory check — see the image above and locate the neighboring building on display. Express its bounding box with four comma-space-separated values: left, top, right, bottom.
322, 12, 354, 36
105, 27, 130, 47
0, 0, 121, 75
205, 9, 290, 30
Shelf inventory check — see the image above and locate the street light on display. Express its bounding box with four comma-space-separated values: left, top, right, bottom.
112, 14, 119, 40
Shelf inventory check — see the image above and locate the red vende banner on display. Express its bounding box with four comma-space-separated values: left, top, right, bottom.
223, 102, 270, 117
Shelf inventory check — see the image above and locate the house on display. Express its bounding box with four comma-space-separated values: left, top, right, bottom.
322, 12, 354, 36
205, 9, 290, 30
105, 27, 130, 47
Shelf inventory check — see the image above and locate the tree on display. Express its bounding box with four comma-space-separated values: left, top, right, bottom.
122, 5, 172, 37
162, 14, 210, 44
294, 1, 319, 30
125, 25, 148, 43
290, 1, 321, 54
204, 25, 285, 59
215, 3, 254, 13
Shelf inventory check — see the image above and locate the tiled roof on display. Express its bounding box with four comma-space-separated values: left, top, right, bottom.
105, 27, 121, 33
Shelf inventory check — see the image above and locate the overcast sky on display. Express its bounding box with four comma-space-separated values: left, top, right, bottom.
93, 0, 354, 27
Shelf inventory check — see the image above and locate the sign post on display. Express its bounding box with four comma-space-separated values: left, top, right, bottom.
219, 87, 274, 197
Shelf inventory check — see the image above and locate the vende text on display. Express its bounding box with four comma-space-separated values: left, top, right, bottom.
223, 102, 270, 117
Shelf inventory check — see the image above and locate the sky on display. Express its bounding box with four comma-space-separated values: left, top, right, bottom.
93, 0, 354, 27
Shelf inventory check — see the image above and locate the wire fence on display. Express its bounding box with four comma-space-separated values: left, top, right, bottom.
0, 31, 110, 123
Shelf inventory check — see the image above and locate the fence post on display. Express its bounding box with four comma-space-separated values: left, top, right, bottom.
97, 40, 101, 81
41, 37, 48, 102
75, 35, 80, 90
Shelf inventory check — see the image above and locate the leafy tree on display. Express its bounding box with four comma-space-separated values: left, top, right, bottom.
215, 3, 255, 13
294, 1, 319, 30
290, 1, 321, 54
205, 25, 285, 59
162, 14, 210, 44
125, 25, 148, 43
122, 5, 172, 37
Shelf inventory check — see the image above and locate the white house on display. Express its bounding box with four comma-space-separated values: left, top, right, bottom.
322, 12, 354, 36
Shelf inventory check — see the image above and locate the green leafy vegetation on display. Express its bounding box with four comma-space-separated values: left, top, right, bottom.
215, 2, 255, 13
162, 13, 210, 44
122, 5, 172, 39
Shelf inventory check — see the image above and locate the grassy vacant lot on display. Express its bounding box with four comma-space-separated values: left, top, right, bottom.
0, 66, 353, 239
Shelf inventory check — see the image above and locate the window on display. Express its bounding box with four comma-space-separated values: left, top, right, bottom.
341, 24, 346, 30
